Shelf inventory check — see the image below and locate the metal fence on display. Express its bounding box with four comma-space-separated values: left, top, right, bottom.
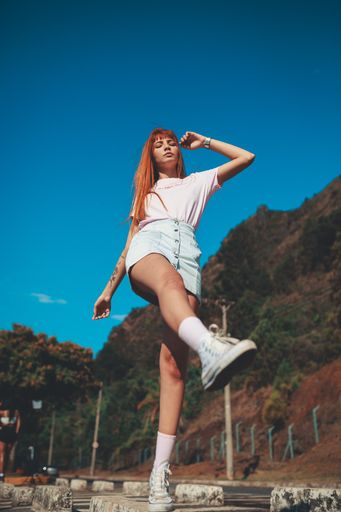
106, 399, 340, 471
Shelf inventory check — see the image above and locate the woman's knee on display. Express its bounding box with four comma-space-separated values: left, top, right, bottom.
157, 272, 185, 297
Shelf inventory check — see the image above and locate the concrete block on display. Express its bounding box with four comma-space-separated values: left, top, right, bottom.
0, 482, 15, 499
92, 480, 115, 492
11, 486, 34, 506
90, 496, 115, 512
55, 477, 70, 487
270, 486, 341, 512
122, 481, 149, 496
175, 483, 224, 506
70, 478, 88, 491
32, 484, 72, 512
90, 495, 147, 512
90, 495, 242, 512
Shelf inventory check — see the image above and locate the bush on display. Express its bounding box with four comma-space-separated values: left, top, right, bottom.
272, 253, 297, 293
262, 389, 287, 429
297, 209, 341, 273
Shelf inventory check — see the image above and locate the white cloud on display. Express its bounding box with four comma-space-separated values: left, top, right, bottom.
30, 292, 67, 304
111, 314, 128, 321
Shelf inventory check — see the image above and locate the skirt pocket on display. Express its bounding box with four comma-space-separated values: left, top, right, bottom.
189, 238, 202, 260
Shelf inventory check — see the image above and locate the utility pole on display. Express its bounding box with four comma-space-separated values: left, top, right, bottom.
47, 408, 56, 466
90, 382, 103, 476
217, 298, 235, 481
203, 297, 235, 480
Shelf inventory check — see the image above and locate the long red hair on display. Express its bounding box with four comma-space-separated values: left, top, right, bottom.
126, 128, 187, 228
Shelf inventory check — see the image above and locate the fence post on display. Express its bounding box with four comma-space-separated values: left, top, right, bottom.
312, 405, 320, 444
282, 423, 295, 461
250, 424, 256, 455
196, 437, 201, 463
210, 436, 216, 462
143, 447, 149, 462
235, 422, 242, 453
219, 431, 225, 462
268, 426, 275, 461
288, 424, 294, 459
108, 451, 115, 468
175, 441, 181, 464
185, 440, 189, 461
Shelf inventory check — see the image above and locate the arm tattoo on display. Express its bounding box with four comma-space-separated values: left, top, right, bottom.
109, 255, 125, 285
109, 267, 118, 285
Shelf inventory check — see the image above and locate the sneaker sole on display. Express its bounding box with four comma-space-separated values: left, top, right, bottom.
148, 502, 174, 512
204, 339, 257, 391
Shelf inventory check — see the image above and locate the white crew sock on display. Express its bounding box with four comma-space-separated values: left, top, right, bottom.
153, 431, 177, 469
177, 316, 209, 352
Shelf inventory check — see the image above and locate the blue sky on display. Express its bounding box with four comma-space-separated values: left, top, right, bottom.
1, 0, 340, 356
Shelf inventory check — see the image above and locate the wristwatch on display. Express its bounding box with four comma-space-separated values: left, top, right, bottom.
203, 137, 211, 149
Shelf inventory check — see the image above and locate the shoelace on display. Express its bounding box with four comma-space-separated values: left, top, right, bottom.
208, 324, 239, 345
151, 464, 172, 493
201, 325, 239, 357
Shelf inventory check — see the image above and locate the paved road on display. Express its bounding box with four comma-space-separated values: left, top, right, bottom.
0, 498, 31, 511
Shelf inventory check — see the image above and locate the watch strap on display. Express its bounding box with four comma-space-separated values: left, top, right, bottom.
203, 137, 211, 149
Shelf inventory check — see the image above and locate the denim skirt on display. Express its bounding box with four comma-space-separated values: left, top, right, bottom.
125, 218, 202, 307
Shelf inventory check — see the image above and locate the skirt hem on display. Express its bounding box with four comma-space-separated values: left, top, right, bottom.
127, 249, 201, 306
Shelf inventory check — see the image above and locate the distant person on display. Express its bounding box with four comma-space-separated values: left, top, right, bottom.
92, 128, 257, 511
0, 399, 21, 481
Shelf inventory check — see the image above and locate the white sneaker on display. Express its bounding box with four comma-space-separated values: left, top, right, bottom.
148, 460, 174, 512
198, 329, 257, 391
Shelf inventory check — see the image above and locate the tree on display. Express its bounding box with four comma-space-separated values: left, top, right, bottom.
0, 324, 99, 408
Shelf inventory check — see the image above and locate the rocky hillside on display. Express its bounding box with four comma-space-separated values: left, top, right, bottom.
92, 175, 341, 471
97, 175, 341, 382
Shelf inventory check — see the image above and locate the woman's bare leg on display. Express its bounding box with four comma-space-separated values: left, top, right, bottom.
0, 442, 5, 475
158, 293, 199, 435
129, 253, 199, 333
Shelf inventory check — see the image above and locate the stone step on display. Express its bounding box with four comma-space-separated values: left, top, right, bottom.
270, 486, 341, 512
90, 494, 266, 512
32, 484, 72, 512
175, 483, 224, 506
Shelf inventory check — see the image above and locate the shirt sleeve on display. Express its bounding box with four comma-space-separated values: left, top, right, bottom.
194, 166, 222, 199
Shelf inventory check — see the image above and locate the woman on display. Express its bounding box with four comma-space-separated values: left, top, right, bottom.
92, 129, 257, 511
0, 399, 21, 482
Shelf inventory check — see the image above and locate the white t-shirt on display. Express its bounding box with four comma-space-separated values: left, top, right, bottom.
130, 166, 222, 231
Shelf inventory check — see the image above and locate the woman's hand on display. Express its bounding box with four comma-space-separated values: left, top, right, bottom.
92, 293, 111, 320
180, 131, 205, 150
